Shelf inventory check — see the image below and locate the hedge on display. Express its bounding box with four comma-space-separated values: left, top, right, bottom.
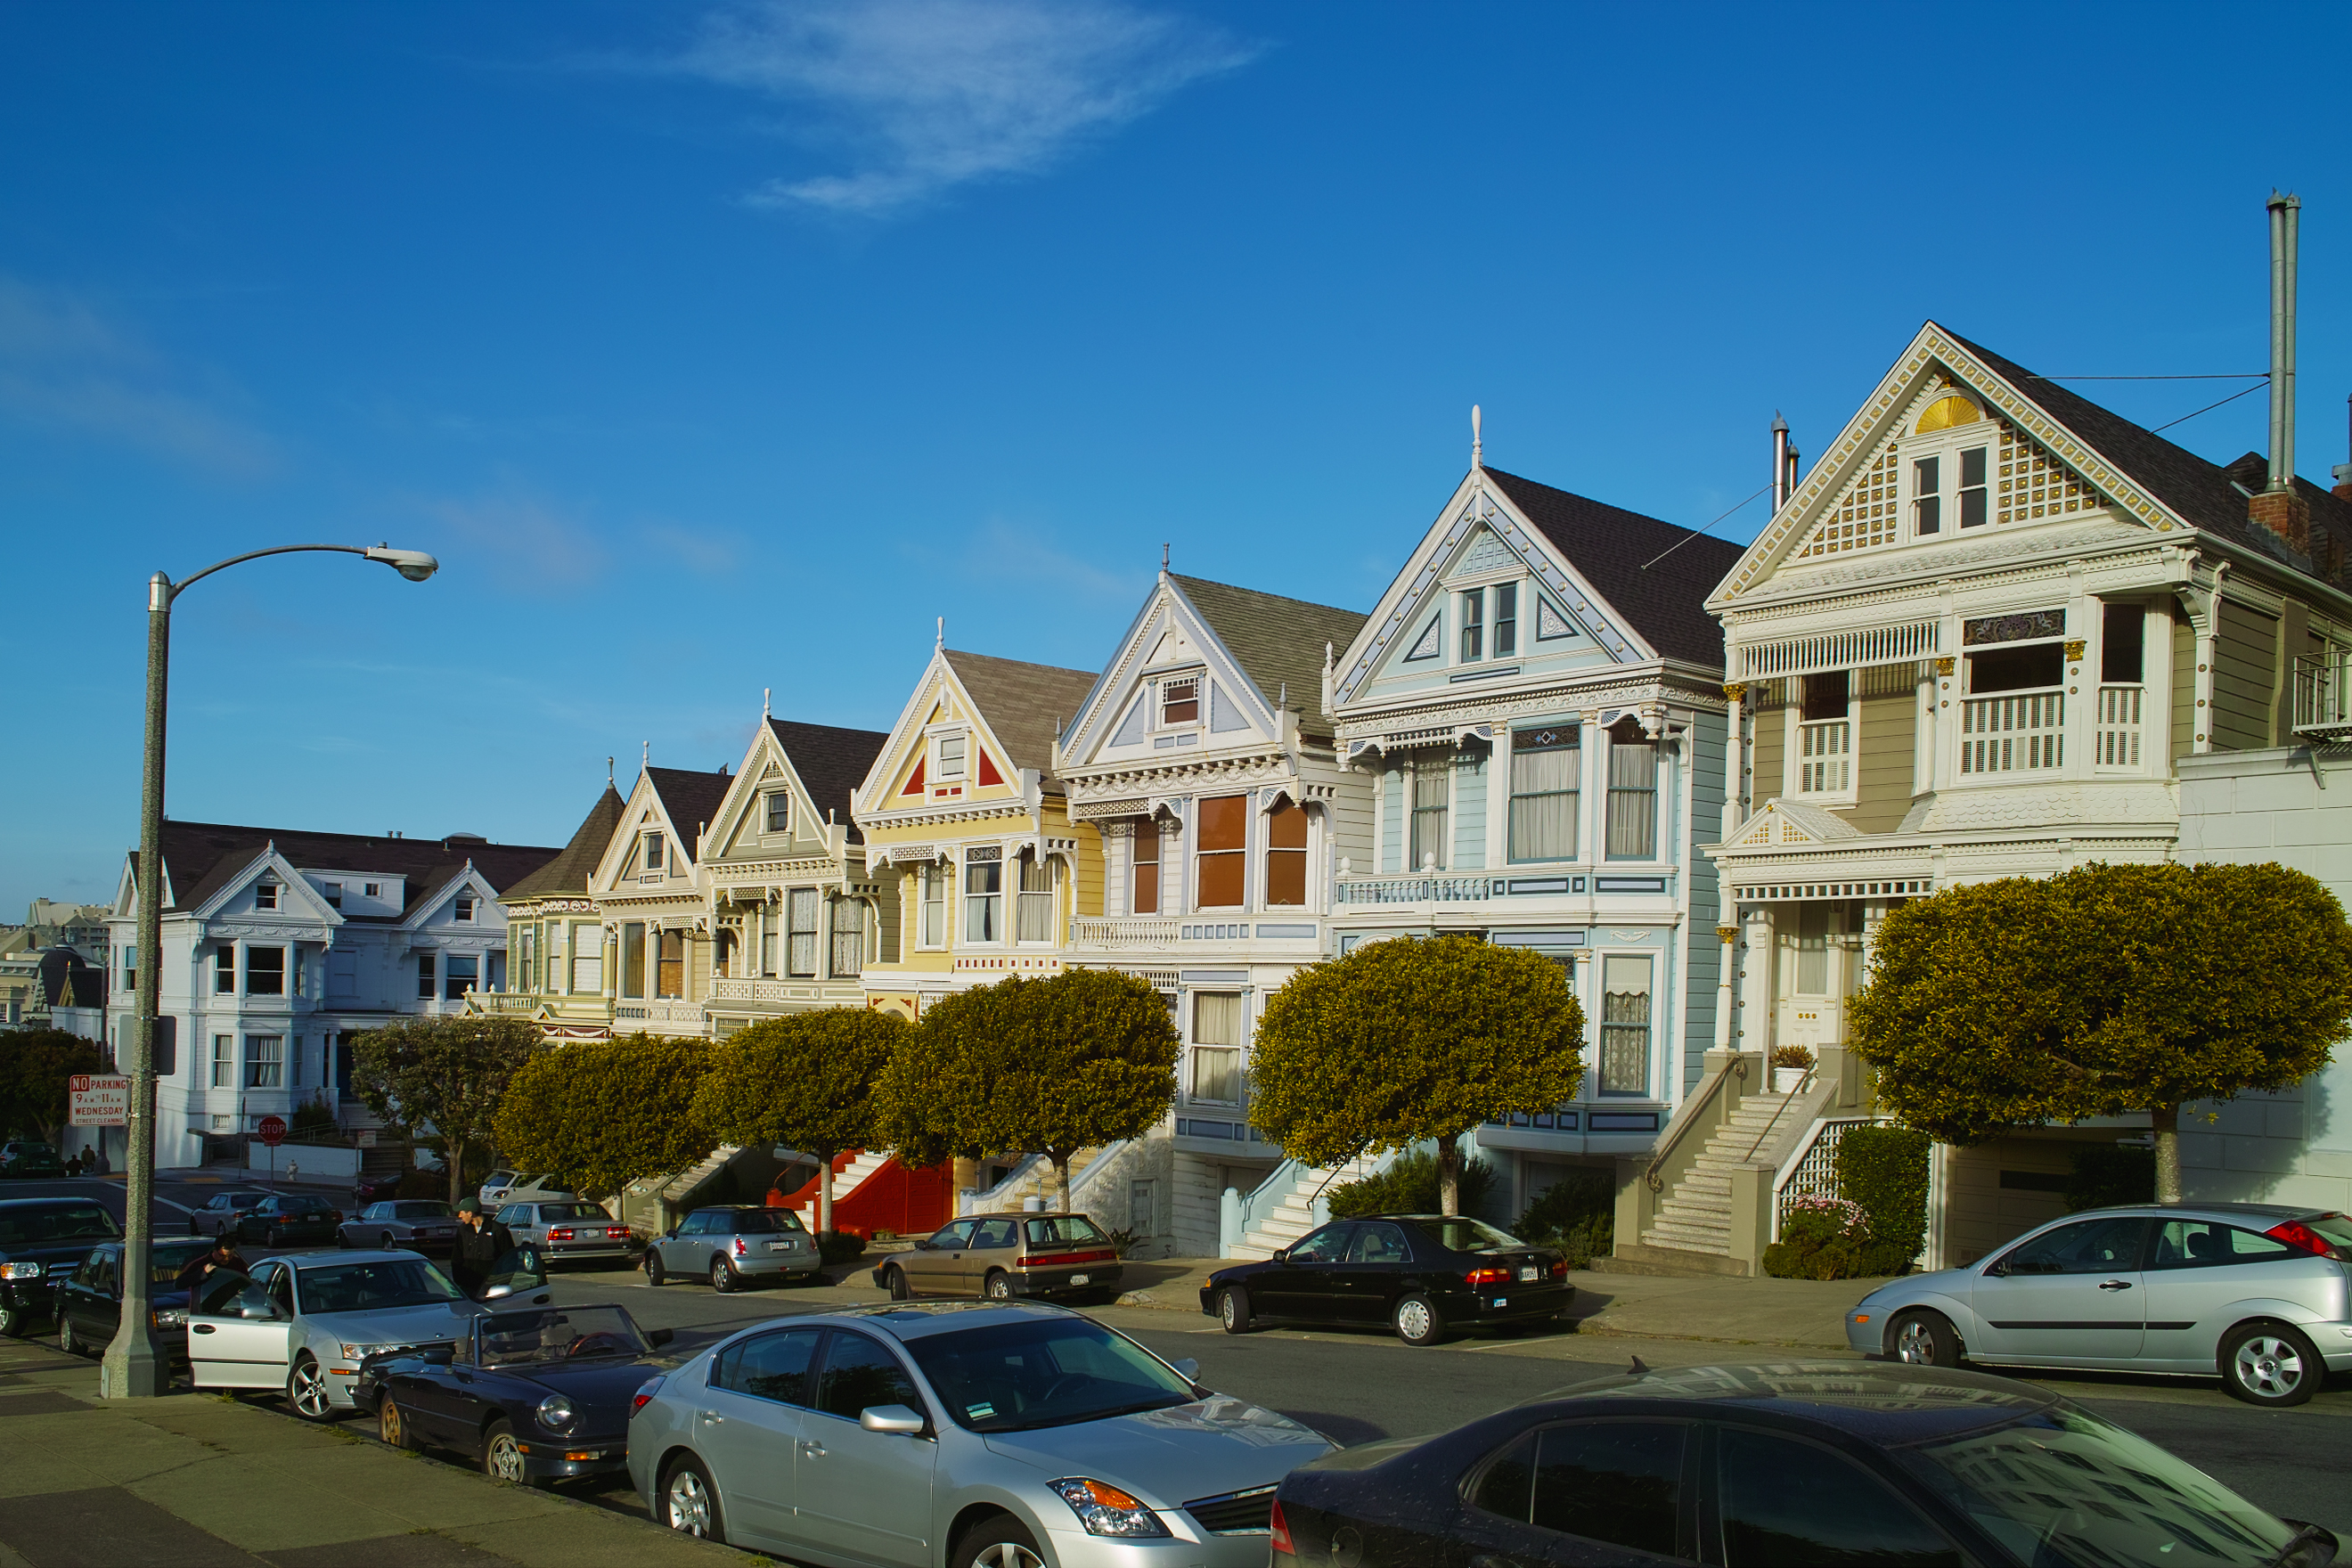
1327, 1150, 1495, 1219
1833, 1124, 1931, 1262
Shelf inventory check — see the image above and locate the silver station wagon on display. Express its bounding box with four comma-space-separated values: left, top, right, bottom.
1850, 1202, 2352, 1406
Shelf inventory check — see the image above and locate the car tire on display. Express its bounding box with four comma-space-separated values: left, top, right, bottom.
643, 1250, 666, 1287
288, 1355, 335, 1422
1392, 1292, 1447, 1347
57, 1314, 83, 1357
380, 1396, 416, 1451
380, 1232, 396, 1250
710, 1257, 736, 1294
659, 1453, 725, 1542
983, 1270, 1014, 1301
1887, 1310, 1962, 1368
884, 1266, 910, 1301
0, 1303, 17, 1339
2221, 1322, 2323, 1408
482, 1418, 538, 1485
1218, 1286, 1254, 1335
952, 1514, 1045, 1568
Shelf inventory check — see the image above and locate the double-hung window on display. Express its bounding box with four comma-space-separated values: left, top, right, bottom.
1131, 827, 1161, 915
1797, 672, 1851, 795
1160, 678, 1198, 726
764, 792, 790, 834
1912, 455, 1941, 535
244, 1035, 283, 1090
1263, 801, 1308, 906
964, 849, 1002, 942
1195, 795, 1247, 908
620, 924, 646, 999
1508, 727, 1580, 862
657, 931, 685, 997
453, 896, 475, 922
1604, 724, 1659, 859
1016, 853, 1055, 943
211, 1034, 234, 1089
1958, 445, 1989, 527
416, 952, 437, 1000
1493, 583, 1518, 657
829, 897, 863, 976
214, 946, 236, 995
246, 947, 286, 997
444, 954, 478, 1000
1409, 762, 1449, 871
919, 866, 946, 948
1599, 955, 1654, 1096
937, 733, 968, 781
255, 882, 279, 911
643, 833, 666, 872
1190, 991, 1245, 1105
570, 926, 602, 993
1459, 588, 1485, 662
788, 889, 821, 976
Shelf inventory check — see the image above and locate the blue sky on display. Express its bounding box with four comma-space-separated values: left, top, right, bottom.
3, 2, 2346, 913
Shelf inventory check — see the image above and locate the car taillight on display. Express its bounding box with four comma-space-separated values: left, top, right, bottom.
732, 1237, 747, 1256
1465, 1266, 1511, 1287
631, 1375, 664, 1416
607, 1227, 629, 1240
1551, 1259, 1569, 1279
2266, 1220, 2340, 1258
1269, 1495, 1296, 1558
548, 1229, 575, 1241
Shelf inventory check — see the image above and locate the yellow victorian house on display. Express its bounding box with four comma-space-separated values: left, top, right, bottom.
852, 641, 1103, 1021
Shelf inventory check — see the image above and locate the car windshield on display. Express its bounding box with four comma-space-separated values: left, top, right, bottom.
0, 1205, 120, 1245
477, 1305, 646, 1367
731, 1210, 805, 1235
538, 1203, 610, 1222
1408, 1216, 1524, 1254
151, 1241, 215, 1285
8, 1143, 58, 1156
391, 1203, 453, 1220
904, 1317, 1196, 1434
1898, 1405, 2300, 1568
296, 1259, 466, 1314
1025, 1216, 1107, 1246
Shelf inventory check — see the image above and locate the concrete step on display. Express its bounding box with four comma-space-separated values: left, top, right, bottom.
1650, 1213, 1730, 1241
1641, 1228, 1732, 1255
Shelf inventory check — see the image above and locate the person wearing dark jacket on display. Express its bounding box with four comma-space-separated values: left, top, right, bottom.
451, 1199, 516, 1295
174, 1237, 249, 1294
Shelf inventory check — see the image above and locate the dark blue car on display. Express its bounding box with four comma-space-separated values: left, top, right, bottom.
354, 1302, 673, 1485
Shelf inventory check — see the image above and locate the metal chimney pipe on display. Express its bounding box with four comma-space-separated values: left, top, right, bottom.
2268, 191, 2301, 492
1771, 412, 1791, 510
1785, 441, 1801, 502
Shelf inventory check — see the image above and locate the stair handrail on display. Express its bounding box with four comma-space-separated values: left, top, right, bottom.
1741, 1065, 1817, 1163
965, 1152, 1047, 1213
1644, 1055, 1746, 1193
1065, 1140, 1129, 1212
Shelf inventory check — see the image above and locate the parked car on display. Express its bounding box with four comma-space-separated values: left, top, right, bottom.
1850, 1203, 2352, 1407
193, 1189, 273, 1237
53, 1235, 217, 1360
641, 1205, 819, 1292
0, 1140, 66, 1179
235, 1194, 341, 1249
875, 1211, 1123, 1303
0, 1197, 121, 1337
186, 1245, 549, 1419
496, 1200, 634, 1266
355, 1302, 674, 1484
630, 1300, 1331, 1563
479, 1172, 574, 1209
1200, 1213, 1572, 1347
337, 1200, 461, 1254
1270, 1359, 2339, 1568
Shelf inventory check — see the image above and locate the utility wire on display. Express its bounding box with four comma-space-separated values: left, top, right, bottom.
2021, 372, 2268, 381
2151, 380, 2271, 433
1639, 483, 1773, 571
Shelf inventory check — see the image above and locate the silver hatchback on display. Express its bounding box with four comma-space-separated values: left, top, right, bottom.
627, 1301, 1332, 1566
1849, 1202, 2352, 1406
642, 1205, 820, 1292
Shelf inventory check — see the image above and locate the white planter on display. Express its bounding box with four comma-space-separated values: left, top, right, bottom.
1773, 1067, 1807, 1094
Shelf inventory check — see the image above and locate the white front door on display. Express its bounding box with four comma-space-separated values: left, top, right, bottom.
188, 1268, 293, 1389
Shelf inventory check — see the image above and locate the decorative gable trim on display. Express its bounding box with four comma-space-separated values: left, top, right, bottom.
1724, 798, 1863, 848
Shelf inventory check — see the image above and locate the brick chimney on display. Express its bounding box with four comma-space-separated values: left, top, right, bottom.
2251, 192, 2311, 556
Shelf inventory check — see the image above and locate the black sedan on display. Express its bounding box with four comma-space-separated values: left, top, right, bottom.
0, 1140, 66, 1180
1201, 1213, 1572, 1346
1271, 1360, 2340, 1568
235, 1194, 340, 1248
52, 1235, 217, 1360
0, 1197, 121, 1337
355, 1302, 674, 1486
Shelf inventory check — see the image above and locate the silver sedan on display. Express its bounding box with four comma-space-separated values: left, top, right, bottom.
1849, 1201, 2352, 1406
627, 1301, 1333, 1565
337, 1200, 461, 1254
495, 1200, 634, 1264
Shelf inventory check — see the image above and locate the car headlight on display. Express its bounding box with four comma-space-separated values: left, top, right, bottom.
1049, 1477, 1169, 1538
537, 1393, 576, 1432
0, 1262, 42, 1280
339, 1342, 396, 1362
153, 1309, 188, 1329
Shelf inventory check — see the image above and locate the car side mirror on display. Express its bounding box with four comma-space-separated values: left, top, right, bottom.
421, 1346, 454, 1367
1171, 1357, 1200, 1383
649, 1327, 674, 1348
481, 1284, 511, 1301
913, 1238, 934, 1251
860, 1403, 926, 1435
241, 1304, 278, 1321
1270, 1248, 1289, 1264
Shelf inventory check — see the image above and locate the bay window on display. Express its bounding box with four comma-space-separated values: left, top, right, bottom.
1409, 761, 1449, 870
214, 946, 235, 994
1507, 727, 1579, 862
919, 865, 947, 948
1604, 723, 1658, 859
1196, 795, 1247, 908
245, 946, 285, 996
244, 1035, 283, 1090
417, 952, 437, 1000
964, 849, 1002, 942
620, 923, 645, 999
1017, 853, 1055, 943
1131, 826, 1161, 915
1599, 955, 1654, 1096
788, 889, 821, 976
657, 931, 685, 997
830, 897, 864, 976
1190, 991, 1245, 1105
1797, 672, 1851, 795
1263, 800, 1308, 906
444, 954, 478, 1000
569, 926, 603, 993
211, 1033, 233, 1089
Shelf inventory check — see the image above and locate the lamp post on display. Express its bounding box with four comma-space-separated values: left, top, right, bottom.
103, 543, 438, 1400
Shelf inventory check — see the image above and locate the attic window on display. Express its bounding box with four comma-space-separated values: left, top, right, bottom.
938, 733, 968, 780
764, 792, 790, 833
255, 882, 279, 911
363, 883, 380, 898
323, 883, 342, 909
454, 897, 476, 922
1161, 678, 1199, 726
643, 832, 666, 871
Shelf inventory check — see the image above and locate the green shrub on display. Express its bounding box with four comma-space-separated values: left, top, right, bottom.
1834, 1125, 1931, 1262
818, 1229, 867, 1265
1761, 1201, 1913, 1279
2066, 1143, 2156, 1212
1769, 1045, 1814, 1070
290, 1097, 338, 1135
1515, 1168, 1614, 1267
1327, 1150, 1495, 1219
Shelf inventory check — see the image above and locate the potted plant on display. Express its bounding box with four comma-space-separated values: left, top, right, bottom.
1770, 1044, 1814, 1094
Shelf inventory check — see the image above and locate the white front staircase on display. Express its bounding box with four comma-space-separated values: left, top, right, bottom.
1639, 1092, 1796, 1258
1229, 1152, 1391, 1260
787, 1148, 891, 1228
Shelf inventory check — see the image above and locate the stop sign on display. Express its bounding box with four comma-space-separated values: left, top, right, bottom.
257, 1115, 288, 1147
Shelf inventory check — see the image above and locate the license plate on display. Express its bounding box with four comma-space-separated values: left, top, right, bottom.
1519, 1266, 1539, 1282
1492, 1296, 1509, 1308
767, 1241, 789, 1252
1069, 1274, 1090, 1286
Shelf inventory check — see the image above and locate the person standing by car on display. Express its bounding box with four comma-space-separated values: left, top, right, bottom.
173, 1236, 249, 1293
451, 1199, 516, 1295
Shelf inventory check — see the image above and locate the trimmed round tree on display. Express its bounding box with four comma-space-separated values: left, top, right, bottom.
1851, 862, 2352, 1202
693, 1007, 906, 1234
877, 968, 1178, 1213
0, 1026, 108, 1148
349, 1014, 544, 1204
492, 1032, 714, 1203
1250, 936, 1587, 1216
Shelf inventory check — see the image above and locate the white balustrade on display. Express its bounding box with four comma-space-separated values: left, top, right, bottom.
2095, 684, 2144, 769
1958, 690, 2064, 776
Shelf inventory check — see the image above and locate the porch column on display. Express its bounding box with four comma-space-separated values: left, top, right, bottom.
1736, 903, 1774, 1055
1712, 918, 1738, 1053
1720, 683, 1746, 839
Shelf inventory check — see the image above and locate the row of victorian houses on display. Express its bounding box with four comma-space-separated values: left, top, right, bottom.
60, 291, 2352, 1270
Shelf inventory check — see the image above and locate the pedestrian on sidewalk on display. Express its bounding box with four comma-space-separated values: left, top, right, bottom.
63, 1150, 84, 1178
451, 1198, 516, 1296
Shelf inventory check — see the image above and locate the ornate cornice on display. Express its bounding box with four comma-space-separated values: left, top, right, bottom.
1066, 754, 1299, 801
859, 801, 1042, 833
1334, 679, 1719, 741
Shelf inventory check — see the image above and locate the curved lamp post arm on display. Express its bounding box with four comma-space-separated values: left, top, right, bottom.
164, 542, 439, 601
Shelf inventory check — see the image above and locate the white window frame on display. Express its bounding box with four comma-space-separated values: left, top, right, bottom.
1788, 672, 1858, 805
1905, 419, 1997, 542
764, 791, 791, 835
918, 865, 947, 950
244, 1034, 284, 1090
935, 731, 968, 782
1158, 673, 1202, 730
211, 1034, 234, 1089
453, 895, 476, 923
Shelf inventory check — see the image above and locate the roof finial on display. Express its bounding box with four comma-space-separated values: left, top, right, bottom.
935, 616, 944, 650
1471, 404, 1482, 470
607, 755, 615, 788
642, 739, 649, 773
763, 686, 771, 719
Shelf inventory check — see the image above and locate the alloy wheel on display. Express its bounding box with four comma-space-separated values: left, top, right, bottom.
984, 1272, 1012, 1300
968, 1546, 1045, 1568
666, 1468, 714, 1537
1895, 1319, 1938, 1364
380, 1400, 405, 1448
711, 1258, 733, 1293
485, 1429, 527, 1482
290, 1360, 332, 1419
2234, 1335, 2306, 1399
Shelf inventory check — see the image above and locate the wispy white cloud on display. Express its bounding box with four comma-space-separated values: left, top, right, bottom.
425, 492, 612, 592
674, 0, 1259, 216
955, 517, 1147, 602
649, 522, 741, 576
0, 276, 277, 476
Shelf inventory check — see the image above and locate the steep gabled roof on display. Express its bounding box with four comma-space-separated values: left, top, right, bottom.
940, 649, 1098, 776
150, 821, 562, 919
645, 767, 735, 863
1171, 575, 1368, 718
1482, 468, 1747, 667
765, 718, 891, 839
503, 787, 625, 900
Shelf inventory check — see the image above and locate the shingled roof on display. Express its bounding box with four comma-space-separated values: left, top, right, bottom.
1172, 575, 1368, 719
766, 718, 891, 841
941, 649, 1099, 778
151, 821, 563, 920
645, 767, 735, 865
1482, 468, 1747, 668
502, 786, 625, 900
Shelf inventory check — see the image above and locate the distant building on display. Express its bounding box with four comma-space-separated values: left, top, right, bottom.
1, 901, 110, 1027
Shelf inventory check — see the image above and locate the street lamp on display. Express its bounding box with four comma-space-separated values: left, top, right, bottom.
103, 542, 438, 1399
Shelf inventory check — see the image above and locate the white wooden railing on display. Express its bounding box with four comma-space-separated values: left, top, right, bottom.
2294, 651, 2352, 739
1958, 690, 2064, 776
1070, 917, 1181, 950
2095, 684, 2145, 769
1739, 620, 1940, 681
1797, 719, 1850, 792
1334, 874, 1495, 905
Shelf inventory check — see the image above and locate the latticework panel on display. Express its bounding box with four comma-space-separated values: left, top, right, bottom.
1997, 421, 2100, 523
1793, 445, 1902, 561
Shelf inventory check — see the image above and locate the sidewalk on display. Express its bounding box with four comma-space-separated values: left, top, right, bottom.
1114, 1258, 1882, 1352
0, 1340, 743, 1568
